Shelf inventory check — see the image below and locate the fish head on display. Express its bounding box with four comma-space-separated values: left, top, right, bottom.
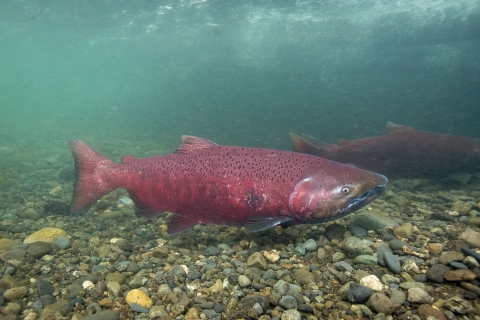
288, 164, 388, 223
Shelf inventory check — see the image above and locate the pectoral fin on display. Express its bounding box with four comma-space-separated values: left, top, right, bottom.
167, 214, 198, 234
245, 216, 293, 232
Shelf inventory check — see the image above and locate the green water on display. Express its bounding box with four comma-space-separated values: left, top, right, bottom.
0, 0, 479, 158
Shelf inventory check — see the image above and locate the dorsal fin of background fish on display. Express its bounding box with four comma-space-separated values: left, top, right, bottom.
174, 135, 217, 154
384, 122, 416, 135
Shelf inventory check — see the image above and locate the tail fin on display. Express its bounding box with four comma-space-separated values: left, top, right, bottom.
69, 139, 119, 215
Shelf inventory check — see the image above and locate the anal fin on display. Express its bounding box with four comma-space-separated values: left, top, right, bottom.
245, 216, 292, 232
167, 214, 198, 234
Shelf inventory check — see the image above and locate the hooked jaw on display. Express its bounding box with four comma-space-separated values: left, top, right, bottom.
290, 172, 388, 224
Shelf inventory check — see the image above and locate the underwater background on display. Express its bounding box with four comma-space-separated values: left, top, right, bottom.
0, 0, 479, 158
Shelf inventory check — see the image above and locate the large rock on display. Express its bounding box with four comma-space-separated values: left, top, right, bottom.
349, 211, 399, 231
460, 229, 480, 248
24, 228, 68, 244
343, 237, 375, 258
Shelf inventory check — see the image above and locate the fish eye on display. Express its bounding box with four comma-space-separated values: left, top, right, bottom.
341, 186, 351, 194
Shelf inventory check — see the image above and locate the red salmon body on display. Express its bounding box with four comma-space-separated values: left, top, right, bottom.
70, 136, 387, 234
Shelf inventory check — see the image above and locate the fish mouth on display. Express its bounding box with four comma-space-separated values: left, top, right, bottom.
344, 185, 386, 214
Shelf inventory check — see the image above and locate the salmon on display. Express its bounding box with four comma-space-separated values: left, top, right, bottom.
70, 136, 387, 234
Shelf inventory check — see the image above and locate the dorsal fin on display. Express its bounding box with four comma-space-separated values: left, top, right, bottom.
385, 122, 416, 135
301, 134, 333, 148
174, 135, 217, 154
337, 139, 350, 146
121, 155, 138, 164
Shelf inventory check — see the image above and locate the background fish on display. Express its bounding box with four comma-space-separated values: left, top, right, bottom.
70, 136, 387, 234
291, 122, 480, 180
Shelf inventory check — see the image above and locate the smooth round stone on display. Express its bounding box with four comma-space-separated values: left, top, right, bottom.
349, 225, 367, 238
53, 236, 71, 249
304, 239, 318, 252
376, 245, 391, 266
461, 247, 480, 263
205, 246, 221, 256
297, 303, 314, 313
384, 252, 401, 274
389, 239, 408, 251
279, 295, 297, 310
130, 302, 149, 313
213, 304, 224, 313
449, 262, 468, 269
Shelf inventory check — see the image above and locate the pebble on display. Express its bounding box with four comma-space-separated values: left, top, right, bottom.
349, 225, 367, 237
82, 310, 119, 320
238, 275, 252, 287
293, 269, 314, 285
407, 287, 434, 304
444, 269, 477, 281
247, 252, 268, 270
393, 222, 413, 238
324, 223, 346, 240
367, 293, 394, 315
461, 247, 480, 262
460, 228, 480, 248
331, 251, 346, 262
303, 239, 317, 252
130, 302, 149, 313
281, 309, 301, 320
360, 275, 383, 291
279, 295, 298, 310
294, 245, 306, 256
213, 303, 224, 313
264, 249, 280, 263
0, 249, 26, 261
333, 261, 354, 272
439, 251, 464, 265
346, 282, 374, 303
384, 251, 401, 274
376, 245, 391, 266
449, 261, 468, 269
3, 286, 28, 300
205, 246, 221, 256
125, 289, 153, 309
343, 237, 375, 257
53, 236, 71, 249
353, 255, 378, 265
26, 242, 53, 258
388, 239, 408, 251
238, 293, 269, 311
426, 264, 450, 283
389, 289, 406, 306
350, 211, 399, 230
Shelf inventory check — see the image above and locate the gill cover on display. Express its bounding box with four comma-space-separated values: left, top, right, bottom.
288, 176, 320, 217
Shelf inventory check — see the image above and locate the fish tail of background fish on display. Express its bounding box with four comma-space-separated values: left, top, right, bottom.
289, 132, 325, 155
69, 139, 121, 215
